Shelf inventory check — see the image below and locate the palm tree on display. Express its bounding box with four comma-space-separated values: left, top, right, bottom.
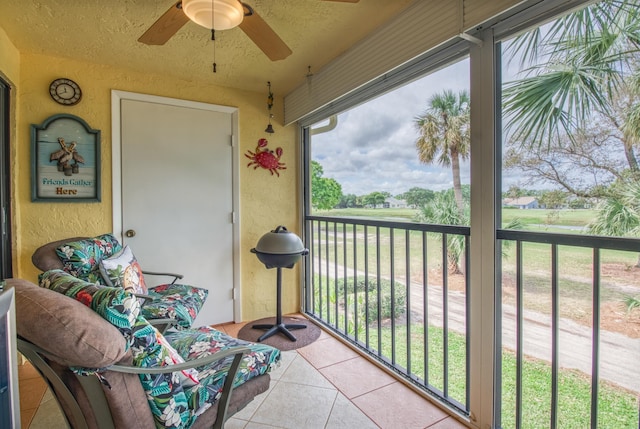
418, 190, 525, 274
588, 180, 640, 266
414, 90, 470, 211
418, 190, 468, 274
503, 0, 640, 170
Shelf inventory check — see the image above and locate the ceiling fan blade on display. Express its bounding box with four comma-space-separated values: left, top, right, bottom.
138, 2, 190, 45
239, 9, 292, 61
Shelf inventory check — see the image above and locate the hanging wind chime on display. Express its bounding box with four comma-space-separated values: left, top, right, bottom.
265, 81, 274, 133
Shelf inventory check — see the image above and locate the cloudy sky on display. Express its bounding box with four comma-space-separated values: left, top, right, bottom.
310, 58, 472, 197
309, 41, 537, 198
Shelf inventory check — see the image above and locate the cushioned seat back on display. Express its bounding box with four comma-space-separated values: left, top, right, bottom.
32, 234, 123, 285
31, 236, 88, 271
8, 278, 155, 428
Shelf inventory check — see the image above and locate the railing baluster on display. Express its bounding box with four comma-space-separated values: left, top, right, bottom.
390, 228, 396, 365
551, 244, 559, 429
333, 222, 338, 328
317, 221, 323, 320
406, 229, 412, 376
442, 233, 449, 398
423, 231, 429, 386
343, 222, 348, 334
590, 248, 601, 429
364, 225, 370, 349
516, 240, 523, 429
316, 220, 321, 316
321, 221, 326, 323
353, 225, 358, 342
464, 234, 470, 410
377, 226, 382, 356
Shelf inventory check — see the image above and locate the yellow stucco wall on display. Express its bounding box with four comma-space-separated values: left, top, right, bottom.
4, 48, 301, 321
0, 26, 19, 83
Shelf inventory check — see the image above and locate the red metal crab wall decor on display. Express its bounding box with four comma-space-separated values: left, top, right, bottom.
245, 138, 286, 176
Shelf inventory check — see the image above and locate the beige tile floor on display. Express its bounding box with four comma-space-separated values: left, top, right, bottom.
20, 321, 469, 429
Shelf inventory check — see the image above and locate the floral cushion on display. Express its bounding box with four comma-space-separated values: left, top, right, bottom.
126, 318, 279, 428
39, 269, 140, 340
123, 315, 191, 428
99, 245, 148, 295
155, 329, 199, 387
55, 234, 122, 284
141, 284, 208, 329
164, 326, 281, 421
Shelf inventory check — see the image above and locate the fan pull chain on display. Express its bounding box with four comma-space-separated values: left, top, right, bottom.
212, 29, 217, 73
211, 0, 216, 73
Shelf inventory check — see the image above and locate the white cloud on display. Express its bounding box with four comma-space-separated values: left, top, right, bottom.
311, 59, 471, 196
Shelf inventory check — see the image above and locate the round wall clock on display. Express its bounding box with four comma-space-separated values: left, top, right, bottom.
49, 78, 82, 106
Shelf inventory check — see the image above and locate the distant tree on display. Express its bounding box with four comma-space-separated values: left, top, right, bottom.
538, 190, 566, 209
504, 119, 628, 199
311, 161, 343, 210
397, 187, 435, 208
506, 185, 524, 200
337, 193, 358, 209
568, 198, 589, 209
363, 191, 388, 208
415, 90, 470, 211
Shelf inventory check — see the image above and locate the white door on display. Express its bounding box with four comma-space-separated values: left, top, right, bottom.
114, 92, 239, 326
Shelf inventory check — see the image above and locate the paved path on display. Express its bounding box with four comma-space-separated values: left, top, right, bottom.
313, 256, 640, 393
410, 284, 640, 393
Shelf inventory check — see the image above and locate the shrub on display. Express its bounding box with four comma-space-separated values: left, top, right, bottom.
336, 277, 406, 323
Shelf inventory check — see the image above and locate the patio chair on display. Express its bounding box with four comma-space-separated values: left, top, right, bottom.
8, 277, 279, 429
32, 234, 207, 330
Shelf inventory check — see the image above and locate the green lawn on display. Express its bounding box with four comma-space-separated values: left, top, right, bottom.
501, 208, 596, 228
319, 207, 419, 220
367, 323, 638, 429
317, 207, 598, 229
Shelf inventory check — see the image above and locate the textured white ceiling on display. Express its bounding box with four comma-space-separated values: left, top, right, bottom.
0, 0, 414, 95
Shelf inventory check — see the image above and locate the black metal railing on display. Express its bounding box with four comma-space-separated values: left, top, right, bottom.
496, 230, 640, 429
304, 216, 640, 427
304, 215, 471, 414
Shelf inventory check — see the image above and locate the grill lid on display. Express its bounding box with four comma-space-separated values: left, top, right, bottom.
254, 225, 306, 255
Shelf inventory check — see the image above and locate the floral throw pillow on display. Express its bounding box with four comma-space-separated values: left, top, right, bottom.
99, 245, 148, 295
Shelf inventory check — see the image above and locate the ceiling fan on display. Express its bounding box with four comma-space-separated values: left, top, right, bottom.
138, 0, 360, 61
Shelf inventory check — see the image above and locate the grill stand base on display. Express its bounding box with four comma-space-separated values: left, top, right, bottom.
253, 267, 307, 342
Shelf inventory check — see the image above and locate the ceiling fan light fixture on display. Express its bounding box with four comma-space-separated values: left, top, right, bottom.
182, 0, 244, 30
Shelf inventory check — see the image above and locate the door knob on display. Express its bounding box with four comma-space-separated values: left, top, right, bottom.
125, 229, 136, 238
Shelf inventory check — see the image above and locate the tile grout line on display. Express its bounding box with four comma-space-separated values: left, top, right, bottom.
294, 351, 388, 429
322, 388, 340, 429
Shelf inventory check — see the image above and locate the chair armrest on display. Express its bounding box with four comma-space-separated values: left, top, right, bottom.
146, 317, 179, 334
108, 346, 250, 429
142, 271, 184, 285
106, 346, 250, 374
133, 293, 153, 304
